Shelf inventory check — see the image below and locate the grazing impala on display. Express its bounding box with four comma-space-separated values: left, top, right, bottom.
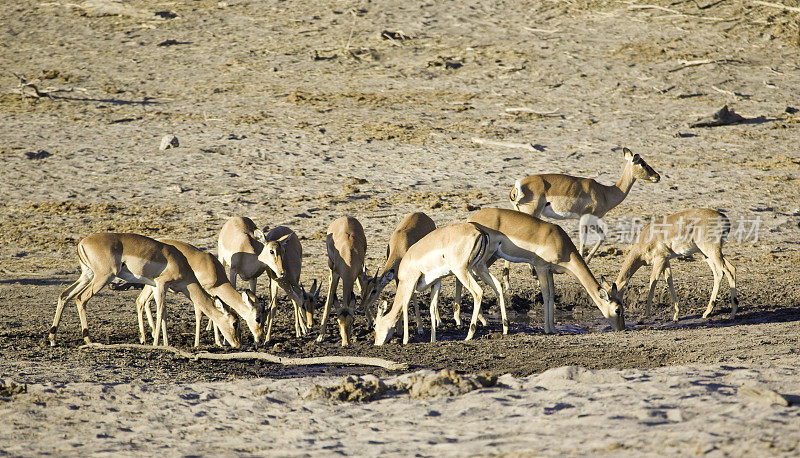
317, 216, 370, 347
509, 147, 660, 267
361, 212, 437, 336
613, 208, 738, 321
49, 233, 240, 348
467, 207, 625, 334
374, 222, 507, 345
217, 217, 315, 339
136, 239, 265, 347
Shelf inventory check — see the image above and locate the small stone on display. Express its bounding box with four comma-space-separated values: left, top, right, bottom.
166, 184, 184, 193
159, 135, 179, 150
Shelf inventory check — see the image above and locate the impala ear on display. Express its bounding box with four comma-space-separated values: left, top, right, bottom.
598, 288, 610, 301
253, 229, 266, 244
622, 147, 634, 160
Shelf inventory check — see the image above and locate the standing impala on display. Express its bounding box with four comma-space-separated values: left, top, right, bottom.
317, 216, 370, 347
467, 207, 625, 334
217, 216, 273, 293
509, 148, 660, 267
217, 217, 316, 339
374, 222, 507, 345
261, 226, 319, 341
613, 208, 738, 321
135, 239, 265, 347
49, 233, 240, 348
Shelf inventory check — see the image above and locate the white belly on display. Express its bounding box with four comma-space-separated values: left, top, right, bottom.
416, 264, 452, 291
541, 205, 582, 220
117, 267, 156, 287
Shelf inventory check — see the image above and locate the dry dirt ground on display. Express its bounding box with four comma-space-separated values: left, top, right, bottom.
1, 0, 800, 454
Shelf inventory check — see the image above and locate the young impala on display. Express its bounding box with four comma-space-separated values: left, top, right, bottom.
613, 208, 738, 321
49, 233, 240, 348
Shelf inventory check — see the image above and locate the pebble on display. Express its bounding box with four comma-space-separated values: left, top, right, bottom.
159, 135, 179, 150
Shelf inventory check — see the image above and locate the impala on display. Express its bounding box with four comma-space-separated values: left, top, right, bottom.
49, 233, 240, 348
467, 207, 625, 334
317, 216, 370, 347
374, 222, 507, 345
218, 217, 316, 339
613, 208, 738, 321
135, 238, 265, 347
509, 147, 660, 267
261, 226, 319, 341
361, 212, 436, 337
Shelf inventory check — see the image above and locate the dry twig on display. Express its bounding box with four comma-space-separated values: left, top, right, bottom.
80, 342, 409, 371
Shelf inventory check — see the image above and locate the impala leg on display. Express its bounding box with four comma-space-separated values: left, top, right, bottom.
316, 270, 337, 343
212, 320, 222, 346
137, 286, 158, 343
722, 258, 738, 319
453, 279, 463, 326
429, 281, 442, 343
414, 290, 425, 336
584, 232, 605, 265
50, 270, 93, 346
477, 267, 508, 335
287, 282, 309, 336
578, 216, 589, 258
75, 273, 113, 345
501, 260, 512, 291
702, 257, 723, 319
663, 262, 680, 321
545, 269, 556, 333
453, 268, 483, 341
646, 258, 666, 318
266, 277, 280, 342
338, 277, 355, 347
534, 267, 554, 334
152, 283, 167, 346
228, 267, 238, 290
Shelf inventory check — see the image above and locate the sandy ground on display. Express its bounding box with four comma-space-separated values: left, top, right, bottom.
1, 0, 800, 455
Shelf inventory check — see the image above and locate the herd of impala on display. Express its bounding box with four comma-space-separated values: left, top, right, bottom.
48, 148, 739, 349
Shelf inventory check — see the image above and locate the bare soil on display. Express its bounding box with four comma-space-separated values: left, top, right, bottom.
2, 0, 800, 385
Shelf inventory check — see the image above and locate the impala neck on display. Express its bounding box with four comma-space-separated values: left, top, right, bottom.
186, 282, 223, 320
605, 160, 636, 211
614, 249, 646, 294
565, 253, 611, 315
211, 283, 248, 316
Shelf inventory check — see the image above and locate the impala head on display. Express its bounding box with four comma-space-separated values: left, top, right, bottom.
240, 290, 266, 347
361, 267, 393, 317
255, 231, 288, 279
213, 297, 242, 348
374, 300, 395, 345
300, 279, 322, 328
623, 147, 660, 183
597, 279, 625, 331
